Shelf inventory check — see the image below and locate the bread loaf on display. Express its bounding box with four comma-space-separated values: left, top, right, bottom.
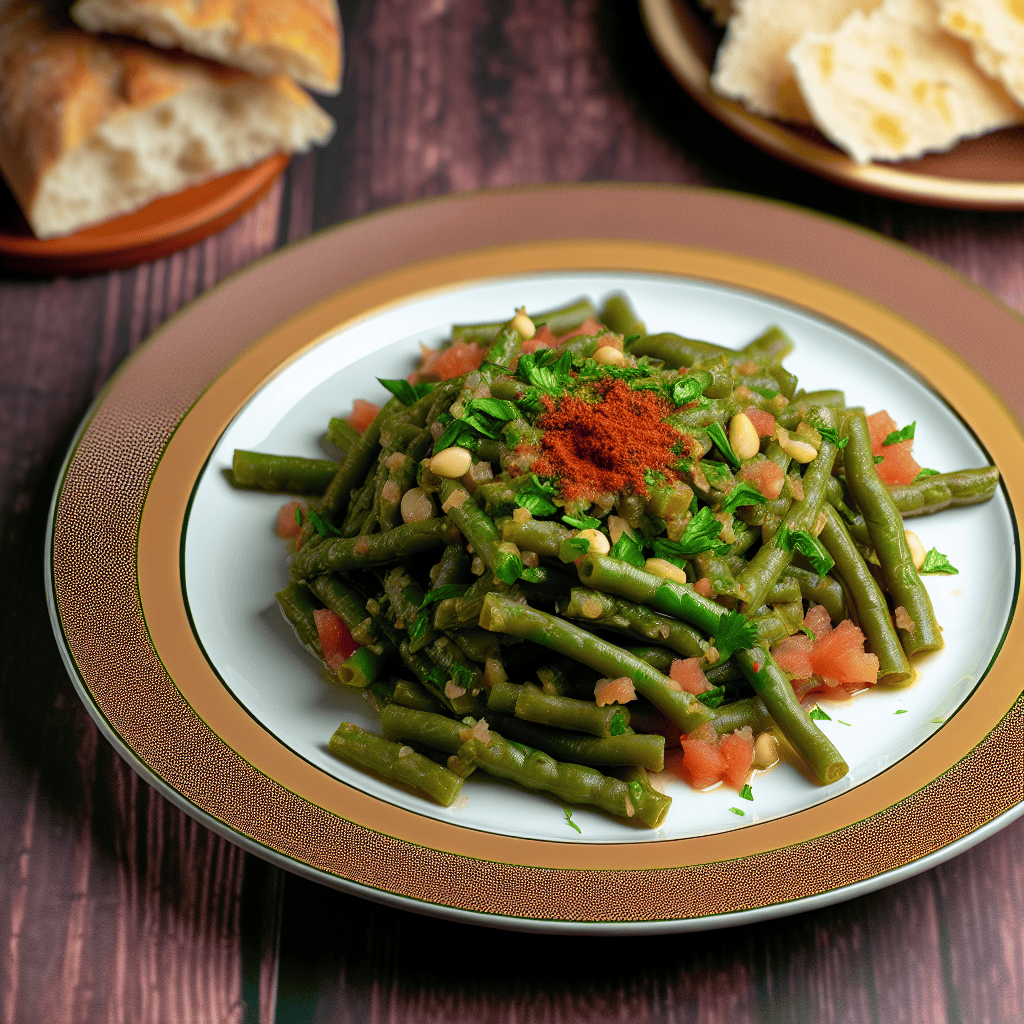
937, 0, 1024, 106
711, 0, 881, 122
70, 0, 342, 94
788, 0, 1021, 164
0, 0, 334, 239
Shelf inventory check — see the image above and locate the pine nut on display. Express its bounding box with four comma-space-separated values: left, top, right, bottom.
511, 308, 536, 340
728, 412, 760, 460
429, 446, 473, 478
643, 557, 689, 585
752, 731, 779, 770
777, 427, 818, 463
400, 487, 434, 523
905, 529, 926, 570
577, 528, 610, 555
593, 345, 626, 366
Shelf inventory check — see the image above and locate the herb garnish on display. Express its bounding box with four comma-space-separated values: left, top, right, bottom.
723, 482, 768, 513
706, 421, 740, 467
562, 806, 582, 834
729, 807, 745, 816
712, 610, 759, 661
882, 422, 916, 446
920, 548, 959, 575
809, 706, 831, 721
776, 526, 835, 575
739, 784, 754, 801
377, 378, 435, 405
609, 531, 646, 568
514, 475, 558, 516
812, 422, 848, 449
652, 507, 729, 559
562, 514, 601, 530
914, 467, 940, 480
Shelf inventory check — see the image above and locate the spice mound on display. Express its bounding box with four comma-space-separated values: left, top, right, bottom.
531, 379, 682, 500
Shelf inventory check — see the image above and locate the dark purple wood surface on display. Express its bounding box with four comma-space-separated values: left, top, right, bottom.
1, 2, 1022, 1021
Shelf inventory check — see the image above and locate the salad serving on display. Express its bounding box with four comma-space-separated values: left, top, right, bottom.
229, 292, 1000, 829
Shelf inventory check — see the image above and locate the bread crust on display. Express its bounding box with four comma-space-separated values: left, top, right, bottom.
71, 0, 342, 93
0, 0, 334, 238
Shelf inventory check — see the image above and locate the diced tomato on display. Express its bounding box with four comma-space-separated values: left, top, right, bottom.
559, 317, 606, 340
719, 727, 755, 789
738, 458, 785, 500
743, 406, 777, 438
867, 409, 922, 485
808, 619, 879, 686
693, 577, 715, 599
772, 633, 814, 680
669, 657, 711, 695
346, 398, 381, 434
413, 339, 486, 382
803, 603, 832, 638
275, 500, 304, 539
522, 327, 559, 352
313, 608, 358, 671
594, 676, 637, 706
674, 735, 727, 790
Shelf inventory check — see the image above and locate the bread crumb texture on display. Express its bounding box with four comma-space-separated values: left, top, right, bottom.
70, 0, 342, 94
937, 0, 1024, 105
788, 0, 1021, 163
711, 0, 882, 122
0, 0, 334, 238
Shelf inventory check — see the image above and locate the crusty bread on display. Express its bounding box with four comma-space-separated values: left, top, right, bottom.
936, 0, 1024, 106
711, 0, 881, 122
70, 0, 342, 94
788, 0, 1021, 164
0, 0, 334, 239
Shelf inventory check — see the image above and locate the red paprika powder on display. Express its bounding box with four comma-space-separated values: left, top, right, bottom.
531, 378, 684, 500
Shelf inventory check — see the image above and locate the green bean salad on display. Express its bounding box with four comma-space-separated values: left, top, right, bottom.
231, 293, 1000, 829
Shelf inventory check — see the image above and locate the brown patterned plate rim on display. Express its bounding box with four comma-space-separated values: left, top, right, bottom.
45, 183, 1024, 931
639, 0, 1024, 209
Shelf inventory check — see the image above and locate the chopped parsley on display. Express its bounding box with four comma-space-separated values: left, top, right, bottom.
308, 509, 342, 538
377, 378, 435, 405
609, 531, 646, 568
894, 709, 908, 715
739, 784, 754, 801
712, 610, 759, 661
729, 807, 745, 817
697, 684, 726, 709
562, 806, 582, 834
776, 526, 835, 576
812, 423, 848, 449
609, 711, 627, 736
671, 375, 707, 406
882, 422, 916, 446
706, 421, 740, 468
750, 384, 778, 400
809, 706, 831, 721
653, 507, 728, 559
514, 474, 558, 516
420, 584, 470, 609
914, 467, 940, 480
920, 548, 958, 575
562, 514, 601, 530
722, 482, 768, 513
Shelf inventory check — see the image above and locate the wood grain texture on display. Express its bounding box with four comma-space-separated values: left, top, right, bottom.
0, 0, 1022, 1022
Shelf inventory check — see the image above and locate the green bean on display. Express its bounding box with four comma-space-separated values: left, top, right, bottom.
479, 593, 713, 734
499, 517, 574, 558
739, 325, 794, 364
438, 479, 523, 585
887, 467, 1000, 517
630, 332, 734, 369
275, 582, 321, 655
514, 682, 629, 739
841, 412, 943, 658
735, 646, 849, 784
449, 297, 596, 346
487, 678, 522, 713
819, 504, 913, 686
397, 641, 480, 716
781, 566, 847, 624
735, 408, 839, 612
429, 543, 473, 588
598, 292, 646, 336
325, 416, 361, 455
231, 450, 338, 494
328, 721, 464, 806
306, 574, 368, 632
488, 712, 665, 773
338, 645, 390, 688
379, 706, 669, 827
706, 695, 772, 736
388, 677, 443, 712
776, 391, 846, 429
290, 518, 460, 578
577, 554, 727, 638
485, 322, 525, 368
559, 587, 709, 660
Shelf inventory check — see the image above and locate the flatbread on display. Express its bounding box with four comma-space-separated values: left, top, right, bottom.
937, 0, 1024, 106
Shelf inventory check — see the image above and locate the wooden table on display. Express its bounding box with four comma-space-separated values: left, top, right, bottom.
2, 2, 1022, 1021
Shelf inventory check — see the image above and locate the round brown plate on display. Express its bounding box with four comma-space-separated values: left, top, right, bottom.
0, 153, 288, 277
640, 0, 1024, 209
45, 184, 1024, 932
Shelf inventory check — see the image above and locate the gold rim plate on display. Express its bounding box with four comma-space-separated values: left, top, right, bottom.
45, 184, 1024, 932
